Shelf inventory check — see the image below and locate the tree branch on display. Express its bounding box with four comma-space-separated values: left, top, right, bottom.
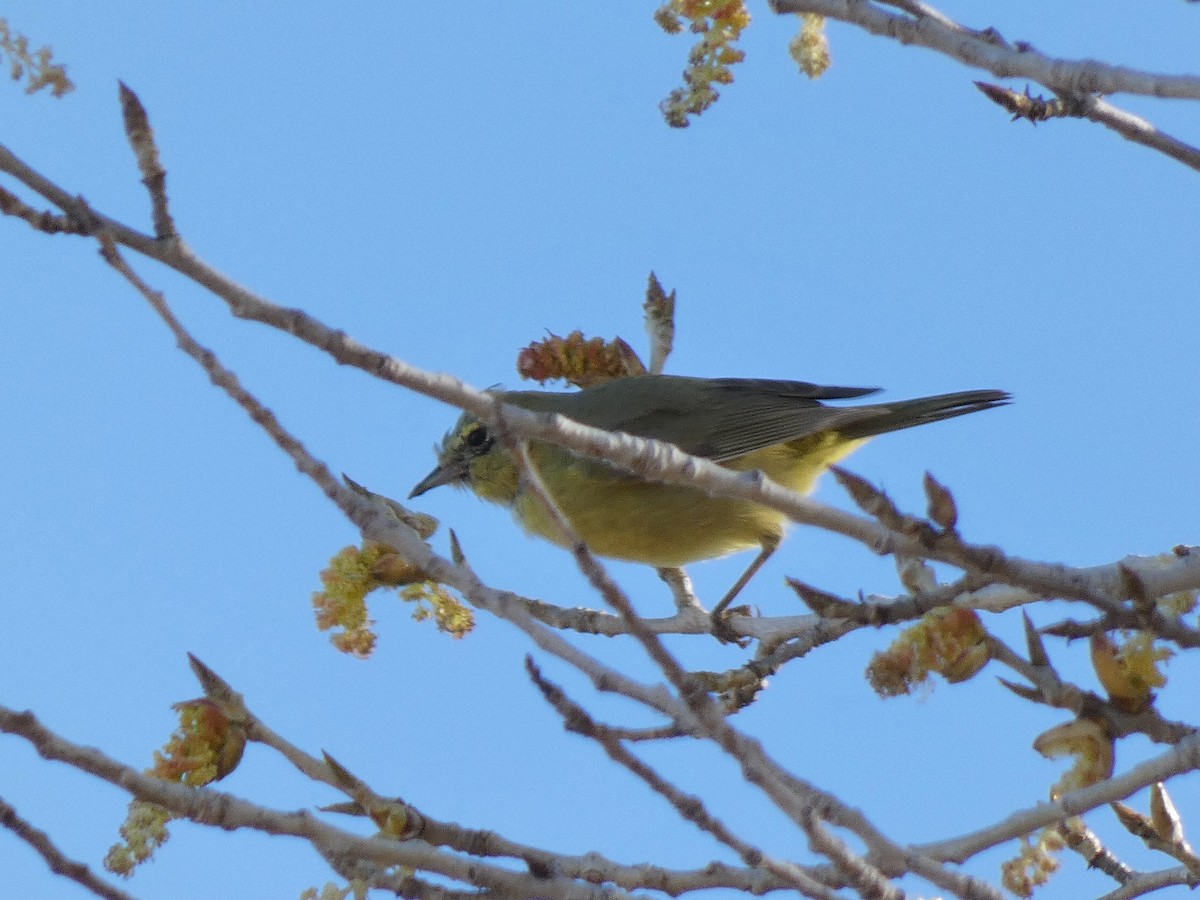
920, 732, 1200, 863
771, 0, 1200, 101
771, 0, 1200, 171
0, 796, 138, 900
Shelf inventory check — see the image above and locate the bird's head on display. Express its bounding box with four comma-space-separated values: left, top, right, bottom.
409, 414, 520, 506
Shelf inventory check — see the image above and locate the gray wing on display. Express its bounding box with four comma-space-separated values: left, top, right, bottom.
502, 375, 885, 462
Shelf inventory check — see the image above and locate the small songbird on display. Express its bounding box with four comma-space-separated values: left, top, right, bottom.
410, 375, 1008, 628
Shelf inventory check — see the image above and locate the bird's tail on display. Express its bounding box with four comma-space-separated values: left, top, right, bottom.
836, 390, 1010, 440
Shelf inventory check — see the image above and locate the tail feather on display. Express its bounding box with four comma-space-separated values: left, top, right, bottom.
836, 390, 1010, 441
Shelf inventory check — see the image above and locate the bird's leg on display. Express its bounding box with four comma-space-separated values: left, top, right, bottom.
709, 537, 778, 644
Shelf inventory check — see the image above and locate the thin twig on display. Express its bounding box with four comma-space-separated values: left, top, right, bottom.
800, 808, 903, 900
0, 796, 139, 900
526, 658, 839, 899
1080, 95, 1200, 172
771, 0, 1200, 172
771, 0, 1200, 101
0, 184, 90, 234
0, 706, 619, 900
1097, 866, 1199, 900
919, 733, 1200, 863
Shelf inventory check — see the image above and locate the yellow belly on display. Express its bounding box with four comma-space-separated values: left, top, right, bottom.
509, 433, 866, 566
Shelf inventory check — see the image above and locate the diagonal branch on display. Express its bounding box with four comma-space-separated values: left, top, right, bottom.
771, 0, 1200, 171
0, 796, 138, 900
0, 706, 624, 900
525, 658, 841, 899
771, 0, 1200, 101
919, 732, 1200, 863
1078, 95, 1200, 171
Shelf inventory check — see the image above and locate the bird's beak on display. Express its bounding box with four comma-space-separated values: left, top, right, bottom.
408, 460, 468, 498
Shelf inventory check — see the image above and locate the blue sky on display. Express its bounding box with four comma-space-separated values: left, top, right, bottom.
3, 3, 1200, 898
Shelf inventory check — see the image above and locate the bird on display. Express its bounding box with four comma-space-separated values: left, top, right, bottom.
410, 375, 1008, 634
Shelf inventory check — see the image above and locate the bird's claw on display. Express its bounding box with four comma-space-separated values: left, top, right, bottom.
711, 604, 754, 647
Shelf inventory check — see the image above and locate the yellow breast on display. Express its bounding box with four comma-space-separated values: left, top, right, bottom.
496, 432, 865, 566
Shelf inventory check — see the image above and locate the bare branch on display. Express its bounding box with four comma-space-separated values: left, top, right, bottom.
1098, 866, 1200, 900
1058, 816, 1135, 886
1082, 95, 1200, 172
525, 658, 839, 899
771, 0, 1200, 101
800, 808, 903, 900
0, 796, 138, 900
0, 706, 629, 899
920, 733, 1200, 863
187, 655, 699, 884
4, 698, 812, 897
0, 183, 89, 234
771, 1, 1200, 171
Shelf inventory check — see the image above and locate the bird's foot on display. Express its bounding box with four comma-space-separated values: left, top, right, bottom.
711, 604, 754, 647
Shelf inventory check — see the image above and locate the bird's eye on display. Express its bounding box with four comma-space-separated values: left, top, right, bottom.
464, 425, 492, 451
